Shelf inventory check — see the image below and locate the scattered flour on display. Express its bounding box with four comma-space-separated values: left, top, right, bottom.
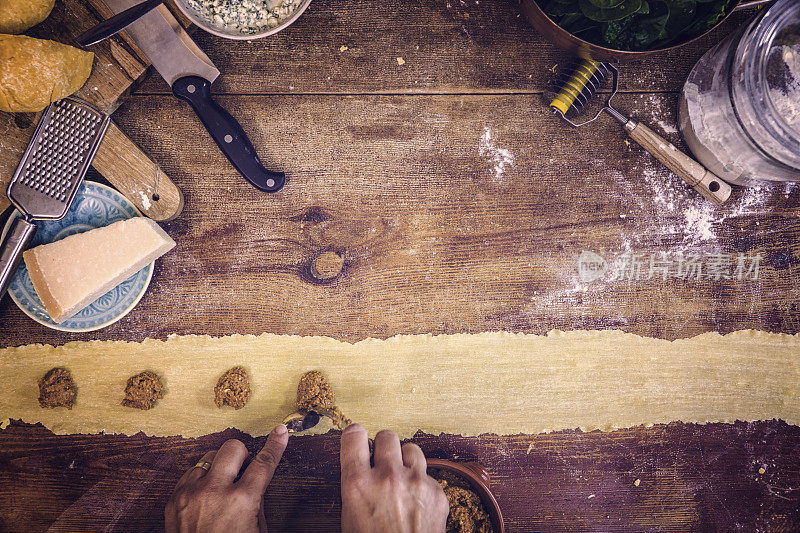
610, 156, 773, 251
510, 89, 789, 328
478, 127, 514, 183
632, 94, 680, 137
656, 120, 678, 135
730, 183, 771, 218
683, 204, 716, 241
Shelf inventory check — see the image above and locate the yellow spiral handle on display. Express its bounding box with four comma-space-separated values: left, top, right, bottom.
550, 59, 602, 115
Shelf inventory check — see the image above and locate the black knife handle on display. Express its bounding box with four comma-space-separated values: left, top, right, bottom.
172, 76, 285, 193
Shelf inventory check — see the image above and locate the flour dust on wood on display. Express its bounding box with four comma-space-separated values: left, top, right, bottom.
478, 127, 514, 184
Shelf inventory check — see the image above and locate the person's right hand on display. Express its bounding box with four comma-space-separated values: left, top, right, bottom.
340, 424, 449, 533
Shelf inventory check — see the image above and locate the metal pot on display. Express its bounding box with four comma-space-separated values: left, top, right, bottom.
519, 0, 769, 60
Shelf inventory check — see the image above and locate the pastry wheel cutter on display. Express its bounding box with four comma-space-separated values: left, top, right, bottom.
550, 59, 732, 205
0, 98, 110, 300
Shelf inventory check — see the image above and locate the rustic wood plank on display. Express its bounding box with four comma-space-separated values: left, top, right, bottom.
26, 0, 151, 114
135, 0, 752, 95
0, 0, 153, 214
93, 123, 185, 221
0, 421, 797, 532
1, 4, 797, 531
2, 93, 797, 346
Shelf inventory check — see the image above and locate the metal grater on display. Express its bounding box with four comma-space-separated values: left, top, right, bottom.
0, 98, 110, 300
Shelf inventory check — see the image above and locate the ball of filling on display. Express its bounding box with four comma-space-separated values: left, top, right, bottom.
296, 370, 334, 412
38, 367, 76, 409
122, 370, 164, 410
214, 366, 251, 410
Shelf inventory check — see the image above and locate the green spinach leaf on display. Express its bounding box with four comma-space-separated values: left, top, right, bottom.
536, 0, 732, 51
586, 0, 627, 9
606, 0, 669, 49
664, 0, 697, 37
579, 0, 642, 22
542, 0, 580, 17
681, 0, 734, 37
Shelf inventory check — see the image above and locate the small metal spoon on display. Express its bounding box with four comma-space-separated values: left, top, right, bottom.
281, 411, 321, 433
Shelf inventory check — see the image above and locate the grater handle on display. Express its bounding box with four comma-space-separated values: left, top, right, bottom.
0, 217, 37, 301
625, 121, 732, 205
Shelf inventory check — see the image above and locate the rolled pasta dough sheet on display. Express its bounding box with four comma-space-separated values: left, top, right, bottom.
0, 330, 797, 438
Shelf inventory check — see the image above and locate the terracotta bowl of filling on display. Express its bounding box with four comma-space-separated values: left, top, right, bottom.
174, 0, 313, 40
426, 459, 505, 533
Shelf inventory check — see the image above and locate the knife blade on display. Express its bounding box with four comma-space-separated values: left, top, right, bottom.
100, 1, 285, 192
76, 0, 163, 48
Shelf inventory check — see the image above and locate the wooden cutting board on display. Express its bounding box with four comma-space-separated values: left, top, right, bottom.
0, 0, 183, 221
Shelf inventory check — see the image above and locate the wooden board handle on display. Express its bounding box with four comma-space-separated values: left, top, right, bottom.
626, 121, 732, 205
92, 122, 184, 221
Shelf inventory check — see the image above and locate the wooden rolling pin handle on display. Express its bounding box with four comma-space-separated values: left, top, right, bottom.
625, 121, 732, 205
92, 122, 185, 221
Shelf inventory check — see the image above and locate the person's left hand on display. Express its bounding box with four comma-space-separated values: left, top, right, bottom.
165, 424, 289, 533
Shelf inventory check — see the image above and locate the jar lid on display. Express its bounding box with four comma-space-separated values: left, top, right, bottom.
734, 0, 800, 170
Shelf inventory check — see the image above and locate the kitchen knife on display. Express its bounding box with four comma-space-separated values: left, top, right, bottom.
100, 1, 285, 192
77, 0, 163, 47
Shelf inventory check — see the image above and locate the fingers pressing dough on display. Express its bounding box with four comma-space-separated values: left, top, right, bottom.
0, 34, 93, 112
0, 0, 55, 34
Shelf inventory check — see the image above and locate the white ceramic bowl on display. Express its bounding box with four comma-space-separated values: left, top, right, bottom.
174, 0, 313, 40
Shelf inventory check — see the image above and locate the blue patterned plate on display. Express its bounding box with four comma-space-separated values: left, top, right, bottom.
1, 181, 153, 332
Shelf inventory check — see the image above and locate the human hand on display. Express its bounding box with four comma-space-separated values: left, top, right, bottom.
340, 424, 449, 533
165, 424, 289, 533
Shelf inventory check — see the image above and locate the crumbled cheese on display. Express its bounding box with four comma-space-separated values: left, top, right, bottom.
186, 0, 302, 34
396, 57, 405, 65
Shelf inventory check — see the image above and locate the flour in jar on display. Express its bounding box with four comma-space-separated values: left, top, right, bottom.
768, 44, 800, 131
679, 2, 800, 185
185, 0, 303, 34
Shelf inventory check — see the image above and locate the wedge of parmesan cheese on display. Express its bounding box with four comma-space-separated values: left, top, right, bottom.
23, 217, 175, 323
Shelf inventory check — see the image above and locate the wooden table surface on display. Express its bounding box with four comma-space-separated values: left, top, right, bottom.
2, 0, 799, 530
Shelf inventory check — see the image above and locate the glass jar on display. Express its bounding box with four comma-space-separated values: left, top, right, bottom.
679, 0, 800, 186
